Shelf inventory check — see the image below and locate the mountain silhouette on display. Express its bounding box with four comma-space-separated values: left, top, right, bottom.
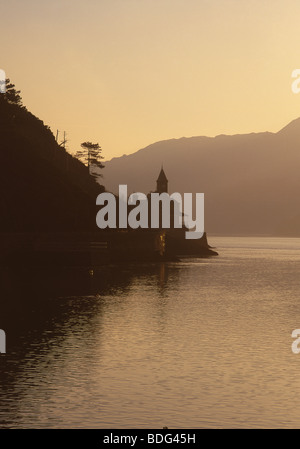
0, 83, 104, 233
103, 119, 300, 236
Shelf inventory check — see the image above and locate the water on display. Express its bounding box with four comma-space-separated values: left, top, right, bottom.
1, 237, 300, 428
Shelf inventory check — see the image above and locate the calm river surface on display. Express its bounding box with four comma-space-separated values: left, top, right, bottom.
1, 237, 300, 428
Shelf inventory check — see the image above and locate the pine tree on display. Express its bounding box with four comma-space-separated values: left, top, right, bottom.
75, 141, 104, 183
0, 79, 23, 106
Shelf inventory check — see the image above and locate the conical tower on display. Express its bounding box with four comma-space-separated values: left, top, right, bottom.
156, 167, 168, 193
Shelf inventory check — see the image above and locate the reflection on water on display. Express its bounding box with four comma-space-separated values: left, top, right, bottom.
1, 237, 300, 428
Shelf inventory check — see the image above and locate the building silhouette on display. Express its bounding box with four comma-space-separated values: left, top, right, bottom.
156, 167, 168, 193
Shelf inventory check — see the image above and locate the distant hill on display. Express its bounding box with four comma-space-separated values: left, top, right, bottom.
0, 81, 104, 233
103, 119, 300, 236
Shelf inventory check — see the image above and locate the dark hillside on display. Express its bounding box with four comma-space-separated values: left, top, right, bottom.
0, 82, 104, 232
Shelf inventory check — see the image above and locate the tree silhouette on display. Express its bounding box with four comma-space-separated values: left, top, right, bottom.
75, 141, 104, 182
0, 79, 23, 106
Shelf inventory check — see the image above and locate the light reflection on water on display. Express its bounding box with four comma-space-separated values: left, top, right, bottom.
1, 237, 300, 428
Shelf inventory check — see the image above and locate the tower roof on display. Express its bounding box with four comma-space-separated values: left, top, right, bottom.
157, 167, 168, 183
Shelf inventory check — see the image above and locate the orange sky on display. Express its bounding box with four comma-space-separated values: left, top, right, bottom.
2, 0, 300, 159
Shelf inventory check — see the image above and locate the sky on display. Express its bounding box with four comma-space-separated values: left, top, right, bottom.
2, 0, 300, 160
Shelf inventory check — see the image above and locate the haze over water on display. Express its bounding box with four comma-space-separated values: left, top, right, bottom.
1, 237, 300, 428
